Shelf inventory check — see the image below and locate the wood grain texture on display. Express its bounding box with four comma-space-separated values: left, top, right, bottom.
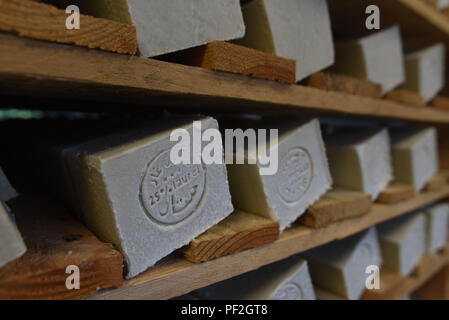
301, 189, 372, 228
377, 173, 448, 203
377, 183, 416, 204
182, 211, 279, 263
415, 264, 449, 299
307, 72, 382, 98
160, 41, 296, 84
2, 34, 449, 123
0, 0, 137, 54
90, 186, 449, 300
385, 89, 426, 107
362, 244, 449, 300
0, 194, 123, 300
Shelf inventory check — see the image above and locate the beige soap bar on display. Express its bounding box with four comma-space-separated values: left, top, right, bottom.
326, 128, 393, 200
331, 25, 405, 94
423, 203, 449, 252
391, 127, 439, 192
237, 0, 334, 82
196, 255, 315, 300
45, 116, 233, 278
54, 0, 245, 58
401, 44, 445, 103
303, 227, 382, 300
377, 212, 426, 276
226, 118, 332, 232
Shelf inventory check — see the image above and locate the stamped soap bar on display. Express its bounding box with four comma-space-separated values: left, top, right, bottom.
303, 227, 382, 300
326, 128, 393, 200
237, 0, 334, 82
55, 0, 245, 58
196, 255, 315, 300
331, 25, 405, 94
391, 127, 439, 191
58, 117, 234, 278
226, 118, 332, 232
377, 212, 426, 276
401, 44, 445, 103
423, 203, 449, 252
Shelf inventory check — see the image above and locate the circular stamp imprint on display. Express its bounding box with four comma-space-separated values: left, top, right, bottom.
140, 150, 206, 226
273, 282, 304, 300
277, 147, 313, 204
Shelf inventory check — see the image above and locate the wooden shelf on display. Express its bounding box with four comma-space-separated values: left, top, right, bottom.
2, 33, 449, 123
329, 0, 449, 55
398, 0, 449, 37
89, 186, 449, 300
0, 0, 448, 301
315, 244, 449, 300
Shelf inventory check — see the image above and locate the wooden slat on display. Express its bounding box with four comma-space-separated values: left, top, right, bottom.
421, 0, 445, 10
160, 41, 296, 84
415, 264, 449, 299
377, 183, 416, 204
398, 0, 449, 35
307, 72, 382, 98
385, 90, 426, 107
301, 189, 371, 228
1, 34, 449, 122
0, 0, 137, 55
90, 186, 449, 300
0, 194, 124, 300
181, 211, 279, 263
430, 96, 449, 110
377, 172, 449, 204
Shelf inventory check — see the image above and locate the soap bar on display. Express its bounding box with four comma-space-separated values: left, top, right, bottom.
237, 0, 334, 82
0, 167, 17, 202
54, 0, 245, 58
423, 203, 449, 252
331, 25, 405, 94
302, 227, 382, 300
0, 203, 27, 268
377, 212, 426, 276
391, 127, 439, 191
226, 118, 332, 231
401, 44, 445, 103
196, 256, 315, 300
325, 128, 393, 200
62, 116, 233, 278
